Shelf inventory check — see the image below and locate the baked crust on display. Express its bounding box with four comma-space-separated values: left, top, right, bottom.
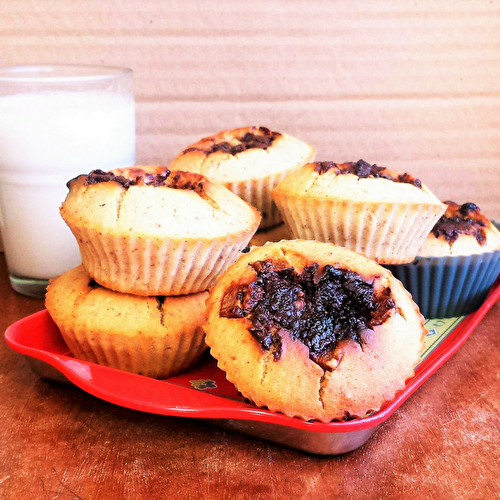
45, 265, 209, 379
203, 239, 427, 422
60, 166, 261, 295
169, 127, 315, 228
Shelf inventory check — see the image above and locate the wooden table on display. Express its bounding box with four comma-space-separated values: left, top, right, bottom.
1, 252, 499, 500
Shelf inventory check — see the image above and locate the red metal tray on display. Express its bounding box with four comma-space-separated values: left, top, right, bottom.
5, 276, 500, 455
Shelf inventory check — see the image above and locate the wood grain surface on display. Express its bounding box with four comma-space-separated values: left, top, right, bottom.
1, 254, 499, 500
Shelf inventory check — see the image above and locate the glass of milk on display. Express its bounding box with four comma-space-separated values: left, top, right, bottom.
0, 65, 136, 298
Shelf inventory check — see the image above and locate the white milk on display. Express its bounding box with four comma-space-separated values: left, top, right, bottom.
0, 91, 135, 279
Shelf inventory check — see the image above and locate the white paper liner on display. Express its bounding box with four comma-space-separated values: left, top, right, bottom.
59, 322, 208, 379
275, 197, 444, 264
225, 169, 300, 229
71, 225, 253, 296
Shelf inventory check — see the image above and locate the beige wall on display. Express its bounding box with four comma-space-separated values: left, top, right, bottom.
1, 0, 499, 219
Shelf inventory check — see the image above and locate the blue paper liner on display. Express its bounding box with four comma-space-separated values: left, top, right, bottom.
386, 249, 500, 318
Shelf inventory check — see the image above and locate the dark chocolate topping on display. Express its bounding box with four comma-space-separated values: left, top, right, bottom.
220, 259, 395, 368
76, 168, 207, 197
431, 200, 490, 245
183, 127, 281, 157
84, 168, 171, 188
313, 159, 422, 188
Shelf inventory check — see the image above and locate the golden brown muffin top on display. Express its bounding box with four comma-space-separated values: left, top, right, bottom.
169, 126, 316, 186
67, 167, 225, 206
204, 240, 427, 422
62, 165, 262, 240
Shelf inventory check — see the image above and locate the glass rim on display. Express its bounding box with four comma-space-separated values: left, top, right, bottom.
0, 64, 133, 84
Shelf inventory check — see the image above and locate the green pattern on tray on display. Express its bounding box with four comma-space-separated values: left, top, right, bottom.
421, 316, 465, 360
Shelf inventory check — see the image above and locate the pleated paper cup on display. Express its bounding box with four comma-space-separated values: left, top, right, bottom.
71, 225, 255, 296
60, 318, 208, 379
386, 249, 500, 318
224, 168, 303, 229
273, 196, 444, 264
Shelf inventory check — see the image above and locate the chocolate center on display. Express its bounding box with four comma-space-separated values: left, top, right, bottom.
183, 127, 281, 156
220, 259, 395, 368
78, 168, 207, 198
313, 159, 422, 188
431, 201, 489, 245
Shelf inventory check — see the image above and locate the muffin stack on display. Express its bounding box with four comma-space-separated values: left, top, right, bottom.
45, 166, 261, 378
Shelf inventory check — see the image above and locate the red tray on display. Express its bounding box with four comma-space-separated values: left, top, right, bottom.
5, 276, 500, 455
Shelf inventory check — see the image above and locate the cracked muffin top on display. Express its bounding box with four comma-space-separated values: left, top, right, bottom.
203, 239, 427, 422
168, 126, 315, 229
61, 166, 261, 239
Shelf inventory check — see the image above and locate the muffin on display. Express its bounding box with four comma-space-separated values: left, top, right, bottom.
45, 265, 209, 379
387, 201, 500, 318
271, 159, 446, 264
203, 239, 427, 422
168, 126, 315, 229
60, 166, 261, 296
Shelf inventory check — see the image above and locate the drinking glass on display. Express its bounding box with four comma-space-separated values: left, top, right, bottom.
0, 65, 136, 298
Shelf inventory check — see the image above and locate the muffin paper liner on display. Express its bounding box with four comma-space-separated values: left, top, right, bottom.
71, 225, 253, 296
225, 169, 299, 229
59, 322, 208, 379
274, 197, 444, 264
386, 249, 500, 318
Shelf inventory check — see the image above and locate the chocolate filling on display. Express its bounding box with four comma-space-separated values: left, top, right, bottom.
183, 127, 281, 156
313, 159, 422, 188
220, 260, 395, 368
431, 201, 490, 245
75, 168, 207, 198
